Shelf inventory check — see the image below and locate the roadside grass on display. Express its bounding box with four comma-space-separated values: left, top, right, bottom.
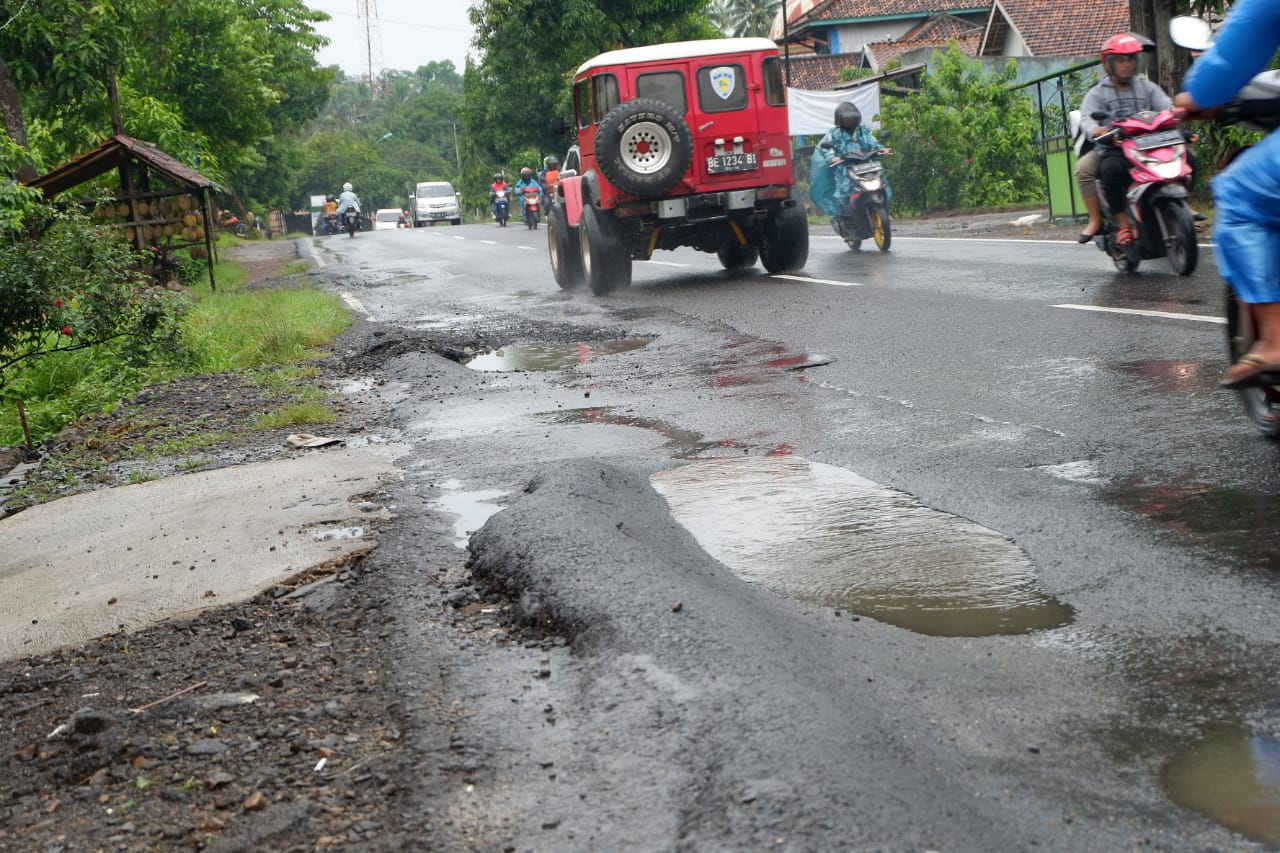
253, 401, 338, 430
0, 247, 351, 447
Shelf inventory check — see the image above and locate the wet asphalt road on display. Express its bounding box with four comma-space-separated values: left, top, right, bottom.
309, 221, 1280, 850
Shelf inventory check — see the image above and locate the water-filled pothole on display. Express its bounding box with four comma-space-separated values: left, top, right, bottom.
651, 456, 1074, 637
465, 338, 652, 372
430, 479, 506, 548
1163, 724, 1280, 845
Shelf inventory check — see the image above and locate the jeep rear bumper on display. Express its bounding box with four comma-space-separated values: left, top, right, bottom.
611, 185, 794, 222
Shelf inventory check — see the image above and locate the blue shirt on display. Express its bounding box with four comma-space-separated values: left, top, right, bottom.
1185, 0, 1280, 108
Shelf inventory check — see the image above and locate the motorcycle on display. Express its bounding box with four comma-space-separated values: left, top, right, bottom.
343, 208, 361, 238
520, 185, 541, 230
492, 189, 510, 227
1170, 15, 1280, 435
324, 212, 340, 236
820, 141, 891, 251
1087, 108, 1197, 275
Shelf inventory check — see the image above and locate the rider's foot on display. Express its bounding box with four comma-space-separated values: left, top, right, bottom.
1077, 219, 1103, 243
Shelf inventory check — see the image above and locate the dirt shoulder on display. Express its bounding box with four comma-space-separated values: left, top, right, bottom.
0, 239, 464, 852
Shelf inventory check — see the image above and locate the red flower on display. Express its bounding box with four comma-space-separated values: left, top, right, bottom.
55, 299, 64, 308
61, 326, 73, 336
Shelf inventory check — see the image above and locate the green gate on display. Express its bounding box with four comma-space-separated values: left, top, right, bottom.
1021, 60, 1098, 223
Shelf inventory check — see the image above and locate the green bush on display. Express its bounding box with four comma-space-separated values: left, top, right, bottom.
881, 46, 1044, 215
0, 203, 188, 395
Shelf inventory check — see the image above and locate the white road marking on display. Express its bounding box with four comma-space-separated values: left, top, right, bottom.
480, 240, 497, 245
1053, 304, 1225, 324
772, 274, 864, 287
452, 234, 466, 240
518, 245, 538, 251
641, 260, 691, 267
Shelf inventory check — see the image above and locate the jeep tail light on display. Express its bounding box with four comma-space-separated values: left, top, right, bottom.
755, 187, 790, 201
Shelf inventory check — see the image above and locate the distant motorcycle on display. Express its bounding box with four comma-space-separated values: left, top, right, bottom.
343, 208, 361, 238
520, 185, 541, 230
822, 142, 892, 251
492, 189, 510, 227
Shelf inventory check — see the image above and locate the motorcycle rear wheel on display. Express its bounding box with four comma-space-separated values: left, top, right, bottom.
1225, 282, 1280, 438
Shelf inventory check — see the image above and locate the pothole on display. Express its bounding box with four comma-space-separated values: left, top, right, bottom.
1163, 723, 1280, 845
651, 456, 1074, 637
464, 338, 652, 372
431, 479, 506, 548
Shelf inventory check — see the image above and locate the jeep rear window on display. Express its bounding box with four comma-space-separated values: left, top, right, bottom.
763, 57, 786, 106
636, 71, 687, 115
592, 74, 619, 123
696, 63, 748, 113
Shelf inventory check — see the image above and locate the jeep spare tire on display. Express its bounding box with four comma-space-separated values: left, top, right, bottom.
596, 98, 694, 197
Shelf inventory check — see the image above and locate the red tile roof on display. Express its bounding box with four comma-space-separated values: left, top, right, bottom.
982, 0, 1130, 56
783, 52, 869, 90
816, 0, 986, 18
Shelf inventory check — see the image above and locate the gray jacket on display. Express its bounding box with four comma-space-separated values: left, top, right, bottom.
1078, 76, 1172, 140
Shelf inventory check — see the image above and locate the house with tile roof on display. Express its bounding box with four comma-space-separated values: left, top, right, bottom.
774, 0, 1130, 90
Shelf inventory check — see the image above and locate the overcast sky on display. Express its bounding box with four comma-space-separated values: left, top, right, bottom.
305, 1, 476, 77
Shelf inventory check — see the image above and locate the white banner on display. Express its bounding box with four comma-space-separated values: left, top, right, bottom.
787, 84, 881, 136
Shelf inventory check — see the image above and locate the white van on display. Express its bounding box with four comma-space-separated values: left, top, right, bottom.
412, 181, 462, 226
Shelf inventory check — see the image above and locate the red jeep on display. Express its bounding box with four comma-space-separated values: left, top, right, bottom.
548, 37, 809, 295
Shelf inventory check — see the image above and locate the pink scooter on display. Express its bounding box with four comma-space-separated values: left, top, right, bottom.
1091, 108, 1198, 275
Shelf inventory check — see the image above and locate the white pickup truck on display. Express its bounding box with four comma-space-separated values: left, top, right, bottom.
412, 181, 462, 226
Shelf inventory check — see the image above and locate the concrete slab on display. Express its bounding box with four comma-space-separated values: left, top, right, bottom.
0, 446, 403, 662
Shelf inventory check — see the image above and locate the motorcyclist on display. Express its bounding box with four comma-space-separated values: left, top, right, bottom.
538, 156, 561, 204
514, 166, 541, 213
1174, 0, 1280, 387
489, 173, 510, 222
322, 194, 338, 235
808, 102, 891, 217
1075, 33, 1171, 246
335, 181, 362, 230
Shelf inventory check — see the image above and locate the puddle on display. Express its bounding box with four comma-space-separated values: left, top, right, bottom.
540, 407, 707, 455
332, 376, 377, 393
465, 338, 652, 372
1163, 724, 1280, 845
650, 456, 1074, 637
431, 480, 506, 548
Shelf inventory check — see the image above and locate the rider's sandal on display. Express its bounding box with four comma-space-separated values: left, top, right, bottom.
1114, 226, 1136, 248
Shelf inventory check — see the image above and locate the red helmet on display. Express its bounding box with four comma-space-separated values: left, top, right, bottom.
1100, 32, 1151, 83
1100, 32, 1147, 57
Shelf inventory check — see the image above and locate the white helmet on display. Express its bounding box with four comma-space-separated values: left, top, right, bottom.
342, 182, 353, 192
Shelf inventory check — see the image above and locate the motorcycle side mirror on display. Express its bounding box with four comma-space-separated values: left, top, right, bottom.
819, 140, 834, 149
1091, 111, 1110, 121
1169, 16, 1214, 51
876, 129, 891, 141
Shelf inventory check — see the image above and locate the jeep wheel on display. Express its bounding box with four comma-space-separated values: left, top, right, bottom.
579, 206, 632, 296
759, 196, 809, 273
717, 239, 759, 270
596, 98, 693, 197
548, 203, 584, 290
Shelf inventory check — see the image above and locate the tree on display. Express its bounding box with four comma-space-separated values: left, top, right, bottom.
1128, 0, 1232, 93
879, 45, 1043, 214
721, 0, 777, 38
